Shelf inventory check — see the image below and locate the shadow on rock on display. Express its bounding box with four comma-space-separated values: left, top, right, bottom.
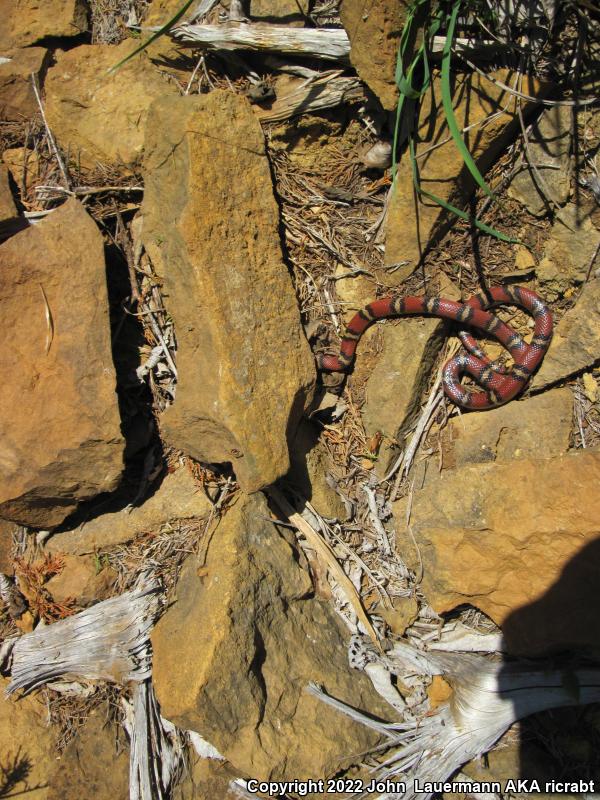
500, 535, 600, 784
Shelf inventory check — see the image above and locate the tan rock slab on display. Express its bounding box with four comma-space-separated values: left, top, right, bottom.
289, 419, 347, 520
0, 163, 19, 237
251, 0, 309, 22
393, 449, 600, 655
0, 47, 50, 123
47, 711, 129, 800
362, 317, 445, 472
536, 204, 600, 299
339, 0, 406, 111
3, 147, 42, 196
0, 0, 88, 49
140, 0, 196, 63
174, 758, 242, 800
44, 553, 116, 606
0, 199, 124, 528
44, 41, 178, 171
441, 388, 573, 468
0, 677, 54, 799
152, 492, 386, 781
47, 467, 211, 555
385, 70, 546, 281
0, 519, 15, 573
508, 105, 572, 216
142, 91, 315, 492
532, 277, 600, 389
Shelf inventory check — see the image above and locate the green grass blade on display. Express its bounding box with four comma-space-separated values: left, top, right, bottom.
108, 0, 197, 73
441, 0, 494, 198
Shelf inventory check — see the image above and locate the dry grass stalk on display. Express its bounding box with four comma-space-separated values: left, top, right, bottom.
268, 487, 380, 647
102, 518, 207, 595
30, 74, 70, 190
44, 683, 123, 751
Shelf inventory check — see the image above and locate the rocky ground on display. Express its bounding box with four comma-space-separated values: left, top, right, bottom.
1, 1, 600, 799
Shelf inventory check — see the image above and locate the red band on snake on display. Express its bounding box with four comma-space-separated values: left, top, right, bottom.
317, 285, 553, 410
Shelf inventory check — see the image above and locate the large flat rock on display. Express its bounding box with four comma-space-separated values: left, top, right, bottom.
0, 199, 124, 527
362, 316, 445, 474
441, 388, 573, 468
394, 449, 600, 655
339, 0, 406, 111
0, 0, 88, 49
47, 467, 211, 555
141, 91, 315, 492
536, 205, 600, 300
44, 42, 178, 171
152, 492, 386, 781
532, 278, 600, 389
0, 47, 50, 123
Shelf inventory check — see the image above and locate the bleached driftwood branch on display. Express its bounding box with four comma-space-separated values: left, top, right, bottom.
122, 680, 187, 800
256, 70, 362, 122
170, 22, 506, 64
2, 575, 162, 696
310, 635, 600, 800
171, 21, 351, 61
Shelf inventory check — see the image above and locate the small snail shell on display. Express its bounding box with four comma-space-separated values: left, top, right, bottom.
362, 141, 392, 170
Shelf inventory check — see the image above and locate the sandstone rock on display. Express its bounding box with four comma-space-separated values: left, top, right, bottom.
362, 317, 445, 472
0, 519, 15, 573
3, 147, 41, 196
47, 467, 211, 555
508, 105, 572, 216
289, 419, 347, 520
44, 42, 178, 171
251, 0, 309, 22
0, 47, 50, 123
441, 388, 573, 468
0, 199, 124, 528
174, 757, 241, 800
45, 553, 116, 605
385, 71, 546, 281
142, 0, 198, 63
536, 204, 600, 299
377, 595, 419, 636
0, 680, 129, 798
339, 0, 406, 111
514, 245, 536, 271
334, 264, 376, 321
47, 710, 129, 800
532, 278, 600, 389
393, 449, 600, 655
152, 492, 385, 780
0, 163, 20, 239
0, 0, 88, 49
0, 677, 54, 799
142, 92, 315, 492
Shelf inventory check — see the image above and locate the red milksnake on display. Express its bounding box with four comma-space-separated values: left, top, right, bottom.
317, 285, 553, 410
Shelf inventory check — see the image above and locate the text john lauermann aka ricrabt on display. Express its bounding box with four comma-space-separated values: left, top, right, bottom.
244, 777, 597, 796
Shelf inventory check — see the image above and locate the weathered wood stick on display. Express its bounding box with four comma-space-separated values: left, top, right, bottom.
170, 22, 505, 63
171, 21, 351, 61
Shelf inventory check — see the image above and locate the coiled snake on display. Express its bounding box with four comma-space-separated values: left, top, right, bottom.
317, 285, 553, 410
